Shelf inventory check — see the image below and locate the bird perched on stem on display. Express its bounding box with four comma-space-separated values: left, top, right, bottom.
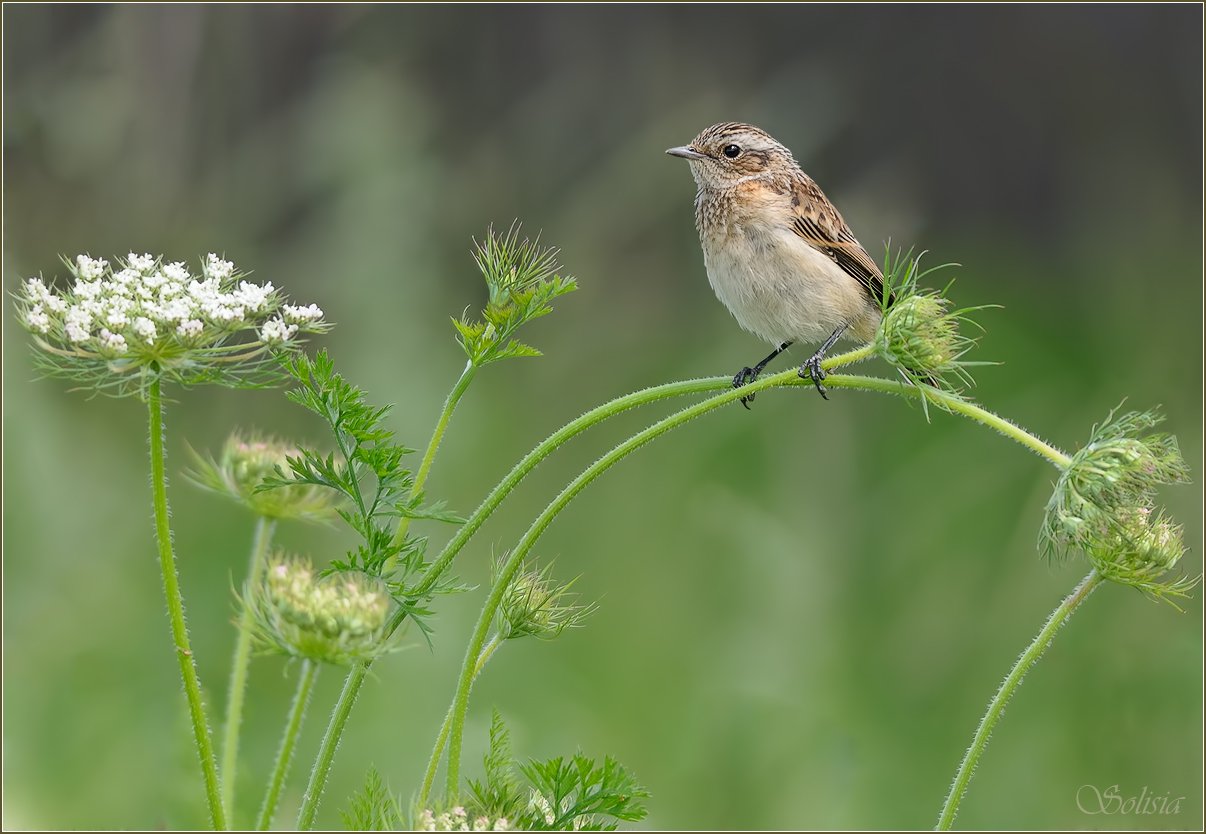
668, 122, 900, 407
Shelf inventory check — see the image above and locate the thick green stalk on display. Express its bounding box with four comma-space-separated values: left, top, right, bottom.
257, 660, 319, 830
936, 570, 1104, 830
296, 660, 367, 829
438, 368, 1073, 796
417, 635, 502, 811
222, 515, 277, 822
146, 375, 227, 829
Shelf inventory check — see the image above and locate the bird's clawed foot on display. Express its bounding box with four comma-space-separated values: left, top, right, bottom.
733, 366, 759, 409
799, 352, 829, 400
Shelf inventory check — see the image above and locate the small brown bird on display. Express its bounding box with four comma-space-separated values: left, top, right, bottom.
667, 122, 890, 406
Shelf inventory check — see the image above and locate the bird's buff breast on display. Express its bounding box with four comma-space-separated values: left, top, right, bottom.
700, 221, 874, 346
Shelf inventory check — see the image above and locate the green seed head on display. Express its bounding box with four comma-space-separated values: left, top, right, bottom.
186, 430, 339, 521
248, 554, 393, 665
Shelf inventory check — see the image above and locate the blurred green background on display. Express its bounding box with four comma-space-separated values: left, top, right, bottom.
3, 5, 1202, 830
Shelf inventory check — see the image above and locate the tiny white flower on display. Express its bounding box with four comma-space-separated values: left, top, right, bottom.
187, 278, 222, 305
45, 294, 68, 313
75, 280, 103, 299
75, 255, 108, 280
112, 267, 141, 286
132, 316, 157, 341
26, 305, 51, 333
163, 261, 191, 282
127, 253, 156, 273
105, 310, 130, 327
205, 302, 245, 323
235, 280, 274, 312
283, 303, 324, 323
98, 328, 128, 354
155, 297, 195, 323
260, 317, 298, 343
205, 253, 235, 280
24, 277, 52, 303
177, 319, 204, 338
65, 321, 90, 342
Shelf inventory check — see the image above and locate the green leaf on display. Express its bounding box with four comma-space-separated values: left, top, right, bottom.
340, 766, 403, 831
518, 753, 649, 830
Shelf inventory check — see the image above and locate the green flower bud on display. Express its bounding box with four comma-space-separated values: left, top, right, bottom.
186, 430, 338, 521
494, 558, 595, 641
875, 290, 972, 385
246, 554, 393, 665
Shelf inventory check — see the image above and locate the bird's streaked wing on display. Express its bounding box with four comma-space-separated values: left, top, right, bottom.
788, 177, 889, 308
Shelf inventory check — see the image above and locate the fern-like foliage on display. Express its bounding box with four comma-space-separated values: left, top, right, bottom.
261, 350, 464, 633
341, 766, 404, 831
465, 711, 648, 831
453, 223, 576, 366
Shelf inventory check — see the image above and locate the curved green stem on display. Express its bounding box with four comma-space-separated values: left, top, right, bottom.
830, 374, 1071, 467
296, 660, 367, 829
222, 516, 277, 822
936, 569, 1104, 830
258, 660, 319, 830
146, 375, 227, 829
417, 634, 502, 811
391, 361, 479, 553
438, 368, 1072, 797
411, 343, 874, 602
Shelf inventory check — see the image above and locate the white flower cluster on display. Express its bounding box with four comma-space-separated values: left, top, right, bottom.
417, 807, 510, 832
19, 253, 325, 358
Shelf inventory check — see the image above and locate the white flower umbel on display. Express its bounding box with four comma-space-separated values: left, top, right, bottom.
14, 253, 330, 397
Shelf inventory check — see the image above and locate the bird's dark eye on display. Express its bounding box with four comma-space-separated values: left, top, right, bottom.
722, 144, 742, 159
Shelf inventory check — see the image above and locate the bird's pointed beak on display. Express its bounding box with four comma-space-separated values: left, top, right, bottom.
666, 145, 709, 161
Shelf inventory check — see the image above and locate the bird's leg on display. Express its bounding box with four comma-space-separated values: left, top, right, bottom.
799, 324, 848, 400
733, 341, 793, 409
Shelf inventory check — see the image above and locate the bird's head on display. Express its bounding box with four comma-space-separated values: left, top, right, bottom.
666, 122, 795, 190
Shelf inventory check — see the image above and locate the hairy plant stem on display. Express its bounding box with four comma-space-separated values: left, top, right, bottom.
417, 635, 503, 810
222, 515, 277, 822
293, 372, 738, 826
295, 363, 481, 828
258, 660, 319, 830
295, 662, 366, 829
146, 374, 227, 830
936, 569, 1104, 830
436, 365, 1073, 798
391, 361, 478, 553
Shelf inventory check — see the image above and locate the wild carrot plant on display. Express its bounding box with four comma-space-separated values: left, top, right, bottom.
14, 236, 1194, 831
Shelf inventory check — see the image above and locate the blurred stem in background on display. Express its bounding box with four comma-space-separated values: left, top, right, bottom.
258, 659, 319, 830
147, 375, 227, 830
221, 515, 277, 822
936, 569, 1104, 830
